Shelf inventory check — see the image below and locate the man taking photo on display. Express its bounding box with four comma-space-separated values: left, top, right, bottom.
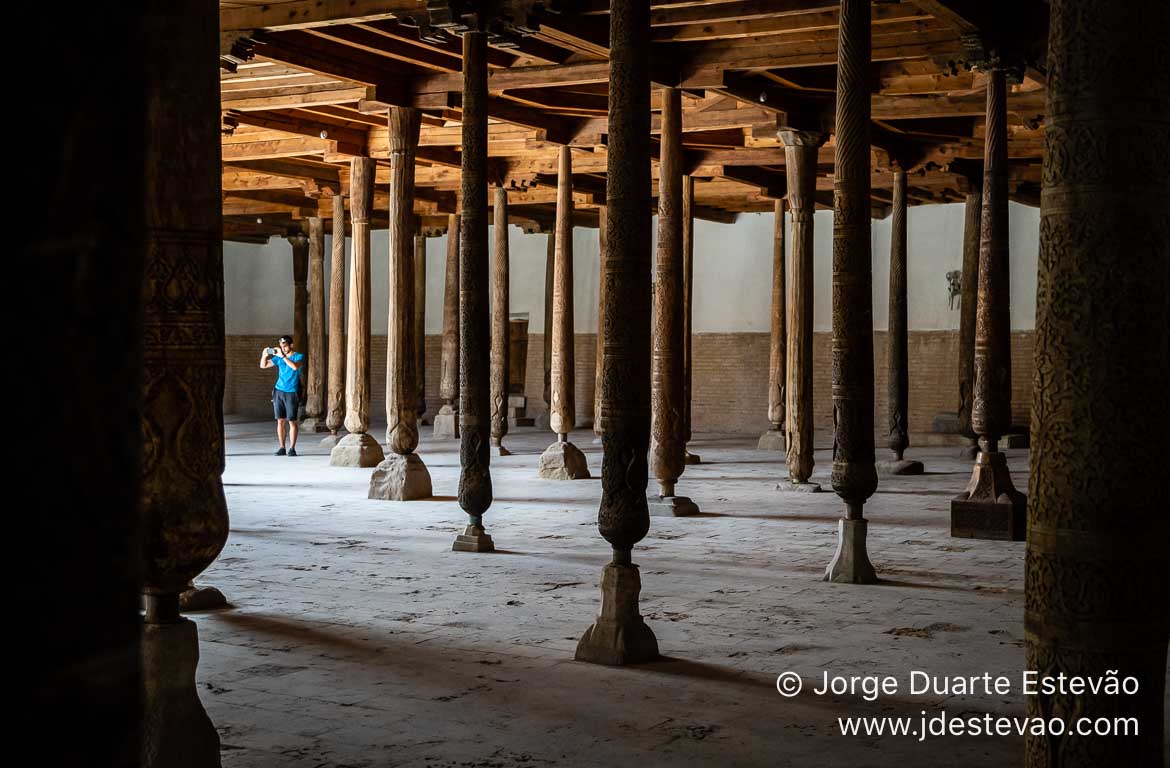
260, 335, 305, 456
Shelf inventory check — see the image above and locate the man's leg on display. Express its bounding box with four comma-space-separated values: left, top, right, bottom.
288, 420, 299, 451
276, 418, 287, 449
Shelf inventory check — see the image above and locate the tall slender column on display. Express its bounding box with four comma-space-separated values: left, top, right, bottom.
414, 228, 428, 424
877, 169, 924, 476
759, 199, 787, 451
543, 230, 554, 415
1027, 2, 1169, 762
140, 1, 227, 762
289, 231, 309, 422
682, 176, 700, 465
370, 106, 431, 500
780, 129, 826, 493
648, 87, 696, 516
323, 193, 347, 447
593, 205, 607, 444
434, 212, 461, 439
302, 217, 328, 432
452, 28, 495, 552
330, 157, 385, 467
539, 145, 591, 480
576, 0, 658, 666
956, 180, 982, 459
490, 185, 512, 456
825, 0, 878, 584
950, 65, 1025, 540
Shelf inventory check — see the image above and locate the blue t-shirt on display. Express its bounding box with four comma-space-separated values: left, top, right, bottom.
273, 352, 305, 393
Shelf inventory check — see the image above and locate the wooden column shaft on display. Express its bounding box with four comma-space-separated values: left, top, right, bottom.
414, 230, 427, 419
543, 231, 554, 410
887, 170, 909, 459
766, 199, 786, 431
440, 213, 460, 405
344, 157, 375, 435
594, 205, 607, 437
682, 177, 695, 445
490, 186, 510, 445
550, 145, 576, 438
325, 195, 347, 434
305, 217, 326, 421
957, 185, 981, 438
386, 106, 422, 455
290, 233, 309, 358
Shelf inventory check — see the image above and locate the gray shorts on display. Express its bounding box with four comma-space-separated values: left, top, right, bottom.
273, 390, 299, 421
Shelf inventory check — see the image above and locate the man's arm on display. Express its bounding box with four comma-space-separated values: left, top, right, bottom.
260, 348, 274, 369
277, 349, 301, 371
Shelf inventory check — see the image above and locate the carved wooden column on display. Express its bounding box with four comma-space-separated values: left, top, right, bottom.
302, 217, 328, 432
543, 230, 554, 415
322, 192, 347, 447
370, 106, 431, 500
490, 185, 511, 456
877, 168, 924, 476
780, 129, 826, 493
950, 64, 1025, 540
140, 1, 227, 762
956, 178, 982, 459
759, 198, 787, 451
330, 157, 385, 467
576, 0, 658, 666
414, 228, 428, 425
682, 176, 700, 465
452, 27, 495, 552
593, 205, 607, 445
288, 231, 309, 421
825, 0, 878, 584
434, 212, 461, 439
1027, 2, 1169, 762
539, 145, 591, 479
649, 87, 696, 516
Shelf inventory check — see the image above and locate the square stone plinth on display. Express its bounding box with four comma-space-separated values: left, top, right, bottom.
452, 524, 495, 553
368, 453, 433, 501
329, 432, 385, 468
951, 450, 1027, 541
538, 441, 590, 480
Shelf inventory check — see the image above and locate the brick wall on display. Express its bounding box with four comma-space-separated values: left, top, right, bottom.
225, 330, 1034, 435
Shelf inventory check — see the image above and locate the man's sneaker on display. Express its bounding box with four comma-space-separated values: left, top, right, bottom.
274, 447, 286, 456
287, 448, 297, 457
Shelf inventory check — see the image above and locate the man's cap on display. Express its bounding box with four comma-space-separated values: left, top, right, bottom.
279, 335, 294, 344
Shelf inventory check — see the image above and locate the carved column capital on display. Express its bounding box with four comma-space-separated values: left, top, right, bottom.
778, 129, 828, 149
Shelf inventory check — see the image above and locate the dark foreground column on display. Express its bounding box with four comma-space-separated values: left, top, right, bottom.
140, 2, 228, 764
825, 0, 878, 584
1026, 1, 1169, 763
576, 0, 658, 666
453, 28, 495, 552
649, 86, 697, 516
434, 212, 461, 439
779, 129, 826, 493
490, 185, 512, 456
759, 198, 787, 451
301, 217, 328, 432
539, 145, 591, 479
330, 157, 385, 467
876, 168, 923, 476
369, 106, 431, 500
322, 192, 347, 448
950, 65, 1025, 540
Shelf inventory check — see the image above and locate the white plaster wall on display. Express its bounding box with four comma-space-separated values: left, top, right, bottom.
223, 201, 1040, 336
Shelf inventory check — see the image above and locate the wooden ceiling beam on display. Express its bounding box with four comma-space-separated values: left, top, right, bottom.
220, 0, 427, 33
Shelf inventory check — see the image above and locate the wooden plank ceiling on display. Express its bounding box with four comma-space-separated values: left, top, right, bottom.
219, 0, 1049, 243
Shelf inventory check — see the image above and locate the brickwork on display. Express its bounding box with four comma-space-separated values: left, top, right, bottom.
225, 330, 1034, 436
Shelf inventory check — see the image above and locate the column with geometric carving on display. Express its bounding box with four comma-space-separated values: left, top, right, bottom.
758, 198, 787, 452
330, 156, 385, 467
490, 185, 512, 456
824, 0, 878, 583
950, 63, 1025, 540
370, 106, 431, 500
539, 145, 590, 479
322, 192, 347, 448
434, 212, 461, 439
140, 0, 228, 762
1026, 2, 1169, 762
576, 0, 658, 666
301, 217, 328, 432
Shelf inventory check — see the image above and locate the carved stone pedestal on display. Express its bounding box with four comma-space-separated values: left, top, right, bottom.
684, 449, 701, 465
329, 432, 384, 467
298, 417, 329, 433
778, 481, 821, 493
368, 453, 432, 501
575, 563, 659, 666
538, 440, 590, 480
432, 404, 459, 439
951, 451, 1026, 540
876, 458, 924, 477
452, 523, 495, 553
179, 584, 226, 613
492, 437, 512, 457
648, 494, 699, 517
141, 619, 220, 768
824, 518, 877, 584
757, 429, 785, 451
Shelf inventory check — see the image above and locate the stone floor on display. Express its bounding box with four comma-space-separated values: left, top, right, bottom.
198, 417, 1037, 767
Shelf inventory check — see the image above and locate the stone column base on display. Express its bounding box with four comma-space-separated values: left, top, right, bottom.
298, 417, 330, 433
648, 494, 700, 517
876, 458, 925, 477
433, 405, 459, 439
951, 450, 1026, 540
757, 429, 786, 451
538, 441, 591, 479
493, 445, 512, 457
684, 449, 701, 465
824, 518, 878, 584
368, 453, 433, 500
320, 430, 344, 449
575, 563, 659, 666
777, 481, 821, 493
452, 524, 495, 553
329, 432, 385, 468
141, 618, 220, 768
178, 584, 227, 612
